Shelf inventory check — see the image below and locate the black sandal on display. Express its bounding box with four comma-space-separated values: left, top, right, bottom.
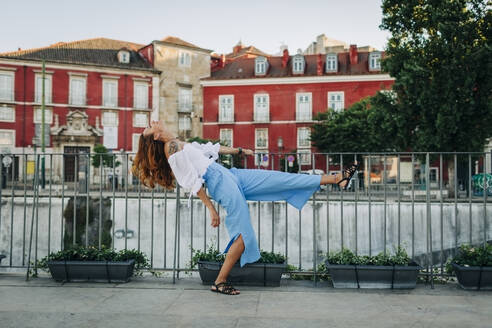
211, 282, 240, 295
337, 162, 360, 191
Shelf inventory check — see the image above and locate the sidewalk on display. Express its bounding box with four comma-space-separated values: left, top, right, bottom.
0, 273, 491, 328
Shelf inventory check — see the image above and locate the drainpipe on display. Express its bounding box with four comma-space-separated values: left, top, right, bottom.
23, 65, 26, 148
124, 74, 128, 150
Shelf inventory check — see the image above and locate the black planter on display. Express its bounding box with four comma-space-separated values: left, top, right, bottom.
452, 263, 492, 290
197, 261, 286, 287
47, 259, 135, 283
326, 261, 421, 289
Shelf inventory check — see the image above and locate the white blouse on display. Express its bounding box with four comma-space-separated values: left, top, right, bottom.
168, 141, 220, 198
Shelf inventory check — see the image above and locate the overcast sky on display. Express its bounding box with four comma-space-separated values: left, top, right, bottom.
0, 0, 390, 55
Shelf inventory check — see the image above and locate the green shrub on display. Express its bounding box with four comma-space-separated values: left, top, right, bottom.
326, 246, 412, 266
446, 244, 492, 273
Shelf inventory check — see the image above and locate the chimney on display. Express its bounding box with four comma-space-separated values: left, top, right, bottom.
282, 49, 289, 68
349, 44, 358, 65
221, 54, 226, 68
233, 41, 243, 55
317, 54, 323, 75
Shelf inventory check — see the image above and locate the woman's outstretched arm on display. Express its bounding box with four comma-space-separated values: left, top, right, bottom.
218, 145, 254, 156
197, 187, 220, 227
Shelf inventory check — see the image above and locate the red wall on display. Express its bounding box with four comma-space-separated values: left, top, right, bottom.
0, 63, 153, 151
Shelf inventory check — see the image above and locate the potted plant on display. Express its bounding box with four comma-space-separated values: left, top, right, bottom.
34, 245, 152, 283
325, 247, 421, 289
447, 244, 492, 290
191, 245, 287, 287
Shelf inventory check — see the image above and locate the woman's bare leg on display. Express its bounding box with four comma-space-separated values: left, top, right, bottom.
212, 234, 245, 294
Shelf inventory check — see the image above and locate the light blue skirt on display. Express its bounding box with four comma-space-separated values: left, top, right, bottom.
203, 162, 321, 267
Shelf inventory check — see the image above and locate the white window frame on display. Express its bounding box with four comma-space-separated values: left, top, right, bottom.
102, 79, 118, 108
132, 133, 141, 154
133, 112, 148, 128
328, 91, 344, 112
0, 71, 15, 102
254, 94, 269, 122
255, 57, 267, 75
326, 54, 337, 72
102, 111, 119, 127
0, 106, 15, 122
133, 82, 149, 109
293, 55, 305, 74
178, 51, 191, 67
296, 93, 312, 121
118, 51, 130, 64
297, 127, 311, 148
178, 115, 191, 131
219, 128, 233, 147
35, 74, 52, 104
369, 52, 382, 71
0, 129, 15, 148
218, 95, 234, 123
178, 87, 192, 112
69, 76, 87, 105
33, 108, 53, 124
255, 128, 268, 149
254, 152, 270, 167
297, 149, 311, 166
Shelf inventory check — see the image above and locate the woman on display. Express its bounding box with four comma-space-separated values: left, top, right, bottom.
132, 121, 358, 295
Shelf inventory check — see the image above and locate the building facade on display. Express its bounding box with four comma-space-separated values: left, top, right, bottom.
201, 45, 394, 171
0, 38, 159, 182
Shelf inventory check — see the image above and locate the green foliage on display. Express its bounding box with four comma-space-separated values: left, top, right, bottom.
257, 250, 286, 264
446, 244, 492, 273
379, 0, 492, 152
33, 245, 156, 277
326, 246, 412, 266
91, 144, 120, 169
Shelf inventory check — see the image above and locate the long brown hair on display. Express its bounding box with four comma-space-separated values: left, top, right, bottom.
131, 134, 175, 189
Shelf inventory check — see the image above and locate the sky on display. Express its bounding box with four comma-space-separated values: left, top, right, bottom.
0, 0, 391, 55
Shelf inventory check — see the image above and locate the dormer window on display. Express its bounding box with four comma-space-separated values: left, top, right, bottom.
255, 56, 268, 76
118, 50, 130, 64
293, 55, 305, 74
369, 52, 381, 71
326, 53, 337, 72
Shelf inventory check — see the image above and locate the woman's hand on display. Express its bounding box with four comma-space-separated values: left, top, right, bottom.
210, 209, 220, 228
242, 148, 254, 156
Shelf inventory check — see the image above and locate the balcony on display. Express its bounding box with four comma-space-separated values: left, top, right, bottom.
177, 101, 193, 113
253, 111, 270, 123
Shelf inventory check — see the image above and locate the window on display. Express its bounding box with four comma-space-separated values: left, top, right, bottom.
103, 79, 118, 107
255, 128, 268, 149
118, 50, 130, 64
297, 127, 311, 148
328, 92, 344, 112
296, 93, 312, 121
178, 87, 192, 112
255, 57, 268, 75
254, 94, 269, 122
33, 108, 53, 124
293, 55, 305, 74
133, 112, 148, 128
132, 133, 140, 153
326, 54, 337, 72
102, 111, 118, 127
35, 74, 52, 103
69, 76, 86, 105
369, 52, 381, 70
297, 149, 311, 165
178, 115, 191, 131
219, 129, 233, 147
219, 95, 234, 122
0, 106, 14, 122
179, 51, 191, 67
134, 82, 148, 109
0, 130, 14, 147
0, 72, 14, 101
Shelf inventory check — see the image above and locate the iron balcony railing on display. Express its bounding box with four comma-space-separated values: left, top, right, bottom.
0, 151, 490, 287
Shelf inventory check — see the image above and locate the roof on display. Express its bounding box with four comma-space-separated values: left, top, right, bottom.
226, 45, 269, 59
158, 36, 212, 53
206, 52, 385, 80
0, 38, 155, 70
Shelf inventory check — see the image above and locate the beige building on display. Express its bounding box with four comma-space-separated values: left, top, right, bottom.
304, 34, 377, 54
150, 37, 212, 140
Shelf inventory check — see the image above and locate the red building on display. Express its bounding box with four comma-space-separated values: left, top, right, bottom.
201, 45, 394, 171
0, 38, 160, 181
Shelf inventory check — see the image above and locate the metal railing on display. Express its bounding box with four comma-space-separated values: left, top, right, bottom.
0, 151, 490, 287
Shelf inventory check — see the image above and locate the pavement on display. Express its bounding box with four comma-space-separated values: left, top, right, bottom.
0, 272, 491, 328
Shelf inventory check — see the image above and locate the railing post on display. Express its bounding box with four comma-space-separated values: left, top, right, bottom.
426, 153, 434, 289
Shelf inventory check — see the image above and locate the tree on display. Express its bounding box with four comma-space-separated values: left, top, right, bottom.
92, 144, 120, 169
380, 0, 491, 193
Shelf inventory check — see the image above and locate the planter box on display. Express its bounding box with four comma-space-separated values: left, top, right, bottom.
452, 263, 492, 290
326, 261, 421, 289
198, 261, 286, 287
47, 259, 135, 283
